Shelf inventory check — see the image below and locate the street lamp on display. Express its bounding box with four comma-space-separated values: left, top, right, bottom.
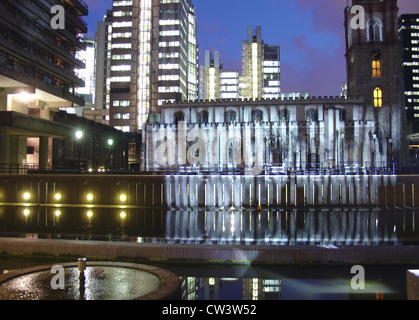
75, 130, 83, 173
108, 139, 114, 171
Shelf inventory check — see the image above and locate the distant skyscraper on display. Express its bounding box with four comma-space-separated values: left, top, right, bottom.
240, 26, 281, 100
262, 45, 281, 99
76, 37, 96, 105
200, 50, 221, 100
200, 50, 240, 101
107, 0, 198, 132
220, 70, 240, 99
95, 11, 113, 125
399, 14, 419, 133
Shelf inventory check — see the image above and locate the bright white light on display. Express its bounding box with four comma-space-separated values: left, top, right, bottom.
75, 131, 83, 140
120, 194, 127, 202
55, 193, 62, 201
87, 194, 94, 201
120, 212, 127, 219
23, 209, 30, 217
23, 192, 31, 201
87, 211, 93, 218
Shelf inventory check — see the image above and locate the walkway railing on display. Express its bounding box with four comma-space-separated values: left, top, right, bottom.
0, 162, 402, 175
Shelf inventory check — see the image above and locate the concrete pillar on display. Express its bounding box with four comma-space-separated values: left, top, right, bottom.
0, 129, 11, 167
39, 136, 49, 171
0, 93, 7, 111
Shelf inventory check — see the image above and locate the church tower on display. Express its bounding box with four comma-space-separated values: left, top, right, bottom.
344, 0, 408, 168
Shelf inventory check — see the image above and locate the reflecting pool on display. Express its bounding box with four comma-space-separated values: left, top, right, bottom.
0, 206, 417, 246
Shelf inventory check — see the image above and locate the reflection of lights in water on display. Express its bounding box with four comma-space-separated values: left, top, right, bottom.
120, 212, 127, 219
23, 209, 30, 217
209, 278, 215, 286
87, 211, 93, 218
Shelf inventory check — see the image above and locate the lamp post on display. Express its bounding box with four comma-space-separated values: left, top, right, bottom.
75, 130, 83, 173
108, 139, 114, 171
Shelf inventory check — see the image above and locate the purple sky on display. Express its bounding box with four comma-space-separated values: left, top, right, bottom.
84, 0, 419, 96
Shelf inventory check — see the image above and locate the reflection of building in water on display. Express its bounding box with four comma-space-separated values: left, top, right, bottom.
180, 277, 198, 300
178, 277, 282, 300
243, 278, 281, 301
164, 208, 416, 246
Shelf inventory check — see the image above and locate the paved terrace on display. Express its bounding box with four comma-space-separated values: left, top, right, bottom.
1, 238, 419, 265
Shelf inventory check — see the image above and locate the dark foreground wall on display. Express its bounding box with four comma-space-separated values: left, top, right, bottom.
0, 174, 418, 208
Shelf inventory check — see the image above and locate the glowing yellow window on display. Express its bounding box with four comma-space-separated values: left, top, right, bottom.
372, 60, 381, 77
374, 87, 383, 107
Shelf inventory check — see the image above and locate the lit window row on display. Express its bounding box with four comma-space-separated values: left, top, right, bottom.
111, 43, 131, 49
113, 11, 132, 17
221, 79, 238, 85
158, 86, 180, 93
112, 21, 132, 28
159, 63, 180, 70
263, 61, 279, 67
159, 41, 180, 47
112, 54, 131, 60
160, 30, 180, 37
263, 67, 279, 74
113, 100, 130, 107
161, 0, 180, 4
114, 126, 130, 132
111, 65, 131, 71
111, 76, 130, 82
158, 75, 180, 81
113, 32, 132, 38
159, 19, 180, 26
113, 113, 130, 120
113, 0, 133, 6
159, 52, 179, 59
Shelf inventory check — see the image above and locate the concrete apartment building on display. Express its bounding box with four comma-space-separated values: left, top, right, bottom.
0, 0, 88, 171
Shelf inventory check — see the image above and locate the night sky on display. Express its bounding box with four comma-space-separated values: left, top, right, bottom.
83, 0, 419, 96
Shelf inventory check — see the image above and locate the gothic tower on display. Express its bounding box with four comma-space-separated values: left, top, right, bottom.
344, 0, 408, 168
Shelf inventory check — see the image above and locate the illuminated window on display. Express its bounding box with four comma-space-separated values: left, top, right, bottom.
374, 87, 383, 107
372, 59, 381, 77
367, 18, 383, 42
